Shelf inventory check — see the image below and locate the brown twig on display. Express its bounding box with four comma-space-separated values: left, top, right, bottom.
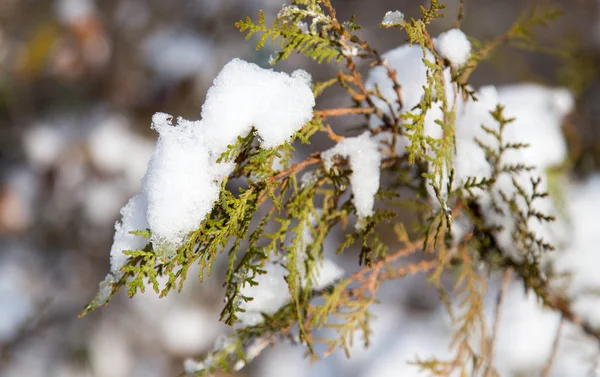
317, 107, 374, 120
347, 238, 427, 298
267, 153, 321, 183
343, 56, 396, 130
323, 123, 344, 142
505, 257, 600, 345
459, 31, 511, 84
484, 268, 513, 377
541, 316, 564, 377
456, 0, 465, 28
362, 46, 404, 151
257, 153, 321, 205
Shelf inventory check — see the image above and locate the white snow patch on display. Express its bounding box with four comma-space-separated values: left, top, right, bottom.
143, 114, 219, 247
427, 82, 573, 254
365, 44, 456, 155
160, 306, 221, 355
297, 21, 309, 34
22, 125, 67, 169
184, 358, 205, 374
381, 11, 405, 27
110, 194, 149, 273
434, 28, 471, 67
108, 58, 315, 271
237, 263, 291, 327
89, 324, 133, 377
490, 280, 562, 375
322, 132, 381, 227
200, 59, 314, 154
142, 59, 314, 247
237, 257, 344, 327
359, 311, 453, 377
87, 115, 154, 191
55, 0, 95, 25
497, 84, 573, 170
238, 213, 343, 327
83, 181, 128, 225
312, 259, 344, 290
555, 175, 600, 327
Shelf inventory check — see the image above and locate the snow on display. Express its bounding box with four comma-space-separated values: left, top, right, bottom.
366, 44, 432, 122
237, 263, 291, 327
55, 0, 95, 25
488, 280, 562, 375
107, 58, 315, 251
256, 342, 329, 377
183, 359, 205, 374
478, 84, 572, 257
297, 21, 309, 34
160, 306, 221, 355
87, 115, 154, 191
237, 213, 344, 327
434, 29, 471, 67
554, 175, 600, 327
381, 11, 405, 27
110, 194, 149, 273
312, 260, 345, 290
365, 44, 455, 155
449, 85, 500, 196
234, 337, 272, 371
359, 310, 453, 377
143, 114, 219, 247
422, 82, 573, 254
94, 275, 116, 306
89, 324, 133, 377
142, 60, 314, 247
237, 258, 344, 327
497, 84, 573, 170
22, 125, 67, 169
200, 59, 314, 154
321, 132, 381, 227
106, 58, 315, 279
83, 181, 127, 225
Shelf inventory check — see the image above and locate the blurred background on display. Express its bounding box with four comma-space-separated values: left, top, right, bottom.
1, 0, 600, 376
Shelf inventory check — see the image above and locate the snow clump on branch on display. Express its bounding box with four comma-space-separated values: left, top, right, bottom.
434, 28, 471, 68
95, 58, 316, 305
322, 132, 382, 229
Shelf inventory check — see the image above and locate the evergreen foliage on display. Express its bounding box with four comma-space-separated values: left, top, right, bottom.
82, 1, 599, 376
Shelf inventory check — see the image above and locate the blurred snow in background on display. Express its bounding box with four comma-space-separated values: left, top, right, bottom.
1, 0, 600, 376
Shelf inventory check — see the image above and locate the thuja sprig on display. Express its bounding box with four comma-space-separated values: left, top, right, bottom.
236, 2, 344, 64
82, 2, 600, 376
470, 105, 555, 264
